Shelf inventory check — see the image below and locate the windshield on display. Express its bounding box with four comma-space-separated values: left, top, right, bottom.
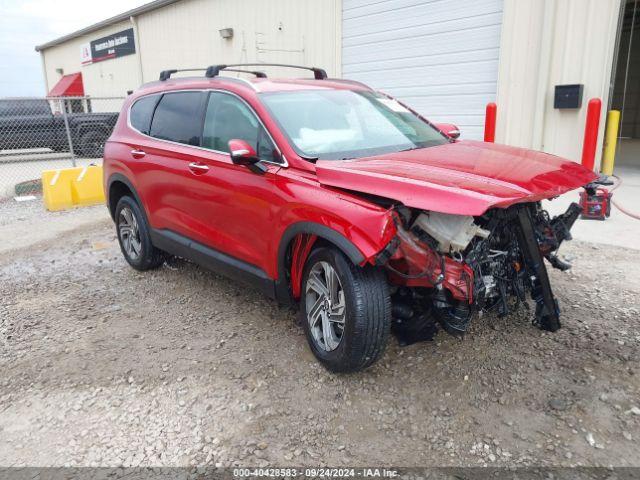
260, 89, 449, 160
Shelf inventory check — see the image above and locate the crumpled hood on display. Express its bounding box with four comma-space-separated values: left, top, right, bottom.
315, 140, 597, 215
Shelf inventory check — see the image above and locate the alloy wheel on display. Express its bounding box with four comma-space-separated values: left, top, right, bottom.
118, 207, 142, 260
305, 261, 346, 351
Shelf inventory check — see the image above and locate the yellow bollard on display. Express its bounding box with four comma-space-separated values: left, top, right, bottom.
601, 110, 620, 175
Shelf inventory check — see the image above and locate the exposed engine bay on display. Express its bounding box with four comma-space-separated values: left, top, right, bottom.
378, 201, 582, 340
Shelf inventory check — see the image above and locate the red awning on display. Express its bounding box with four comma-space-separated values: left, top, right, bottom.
48, 73, 84, 96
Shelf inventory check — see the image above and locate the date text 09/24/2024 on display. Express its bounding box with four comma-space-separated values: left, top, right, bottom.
233, 468, 399, 477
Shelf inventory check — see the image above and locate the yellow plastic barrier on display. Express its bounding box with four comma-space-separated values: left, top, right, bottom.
42, 165, 105, 211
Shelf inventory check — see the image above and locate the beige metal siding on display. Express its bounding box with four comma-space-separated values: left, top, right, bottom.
41, 20, 140, 98
40, 0, 341, 99
496, 0, 621, 166
136, 0, 340, 82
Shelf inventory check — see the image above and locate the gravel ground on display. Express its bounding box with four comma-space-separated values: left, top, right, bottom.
0, 196, 109, 255
0, 202, 639, 468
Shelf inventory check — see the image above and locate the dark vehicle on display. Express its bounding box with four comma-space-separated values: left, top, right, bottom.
0, 98, 118, 158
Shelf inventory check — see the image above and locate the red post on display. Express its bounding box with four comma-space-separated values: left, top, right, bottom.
581, 98, 602, 171
484, 102, 497, 142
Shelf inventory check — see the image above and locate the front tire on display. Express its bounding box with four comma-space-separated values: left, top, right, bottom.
301, 247, 391, 372
115, 196, 165, 271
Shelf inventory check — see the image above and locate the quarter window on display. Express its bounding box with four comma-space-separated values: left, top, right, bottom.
149, 91, 204, 146
202, 92, 279, 163
130, 95, 159, 135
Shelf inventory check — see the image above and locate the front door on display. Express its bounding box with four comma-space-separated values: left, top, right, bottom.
177, 91, 285, 273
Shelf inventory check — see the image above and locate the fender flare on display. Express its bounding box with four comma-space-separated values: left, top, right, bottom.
275, 221, 366, 304
106, 173, 146, 221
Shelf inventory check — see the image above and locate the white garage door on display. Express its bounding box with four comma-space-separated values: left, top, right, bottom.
342, 0, 503, 140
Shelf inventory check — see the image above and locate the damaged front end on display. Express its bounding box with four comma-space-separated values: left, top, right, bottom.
378, 201, 581, 336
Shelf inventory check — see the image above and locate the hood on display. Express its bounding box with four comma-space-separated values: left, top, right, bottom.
315, 140, 597, 216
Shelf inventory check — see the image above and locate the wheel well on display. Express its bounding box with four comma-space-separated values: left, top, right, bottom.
279, 230, 365, 304
108, 181, 133, 220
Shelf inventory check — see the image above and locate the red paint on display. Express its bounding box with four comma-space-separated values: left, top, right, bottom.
290, 234, 317, 299
581, 98, 601, 171
48, 72, 84, 97
316, 141, 597, 216
484, 102, 497, 143
433, 123, 460, 139
579, 188, 612, 220
388, 224, 474, 302
104, 75, 597, 302
228, 138, 257, 159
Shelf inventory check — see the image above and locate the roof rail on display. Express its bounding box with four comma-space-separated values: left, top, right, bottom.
205, 63, 327, 80
159, 68, 203, 81
159, 67, 268, 81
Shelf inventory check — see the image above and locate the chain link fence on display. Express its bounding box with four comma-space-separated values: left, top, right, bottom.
0, 96, 125, 198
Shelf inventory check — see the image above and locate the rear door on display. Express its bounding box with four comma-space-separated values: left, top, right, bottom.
127, 90, 208, 237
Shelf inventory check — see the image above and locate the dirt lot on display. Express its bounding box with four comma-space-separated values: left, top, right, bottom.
0, 200, 639, 468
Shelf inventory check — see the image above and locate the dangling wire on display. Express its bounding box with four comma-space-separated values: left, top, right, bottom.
610, 175, 640, 220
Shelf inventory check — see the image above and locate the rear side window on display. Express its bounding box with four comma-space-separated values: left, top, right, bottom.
149, 92, 204, 146
130, 95, 159, 135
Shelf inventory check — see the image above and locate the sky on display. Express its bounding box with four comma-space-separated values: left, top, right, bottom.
0, 0, 149, 97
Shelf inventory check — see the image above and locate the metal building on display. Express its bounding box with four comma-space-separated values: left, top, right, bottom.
36, 0, 341, 98
36, 0, 637, 168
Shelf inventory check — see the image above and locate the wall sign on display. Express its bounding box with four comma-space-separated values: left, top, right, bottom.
82, 28, 136, 65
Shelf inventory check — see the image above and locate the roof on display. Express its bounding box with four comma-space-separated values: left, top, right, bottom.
251, 78, 372, 93
35, 0, 182, 51
48, 72, 85, 96
137, 76, 372, 95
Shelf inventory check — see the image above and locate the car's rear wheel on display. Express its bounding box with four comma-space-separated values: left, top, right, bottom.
301, 247, 391, 372
115, 196, 165, 271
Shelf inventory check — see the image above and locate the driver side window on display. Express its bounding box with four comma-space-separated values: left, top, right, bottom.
202, 91, 279, 163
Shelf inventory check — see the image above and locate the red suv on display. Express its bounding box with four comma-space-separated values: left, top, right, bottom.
104, 64, 597, 372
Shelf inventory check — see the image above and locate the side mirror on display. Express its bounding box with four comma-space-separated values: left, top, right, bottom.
229, 139, 259, 165
434, 123, 460, 139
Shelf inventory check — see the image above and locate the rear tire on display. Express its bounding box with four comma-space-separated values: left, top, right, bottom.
115, 196, 165, 271
301, 247, 391, 372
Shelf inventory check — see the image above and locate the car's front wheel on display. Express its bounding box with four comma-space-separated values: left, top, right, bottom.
301, 246, 391, 372
115, 196, 165, 271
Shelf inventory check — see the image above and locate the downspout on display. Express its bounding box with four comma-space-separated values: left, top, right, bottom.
532, 0, 556, 151
130, 15, 144, 86
38, 50, 50, 96
335, 0, 342, 77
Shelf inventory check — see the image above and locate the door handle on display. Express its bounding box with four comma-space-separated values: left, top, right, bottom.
130, 148, 146, 159
188, 162, 209, 174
